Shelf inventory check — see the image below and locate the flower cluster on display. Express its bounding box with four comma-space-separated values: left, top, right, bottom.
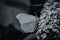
36, 1, 60, 40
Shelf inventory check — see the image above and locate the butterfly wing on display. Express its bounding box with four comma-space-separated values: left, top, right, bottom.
16, 13, 36, 33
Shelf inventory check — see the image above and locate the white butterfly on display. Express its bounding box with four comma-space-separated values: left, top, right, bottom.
16, 13, 36, 33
